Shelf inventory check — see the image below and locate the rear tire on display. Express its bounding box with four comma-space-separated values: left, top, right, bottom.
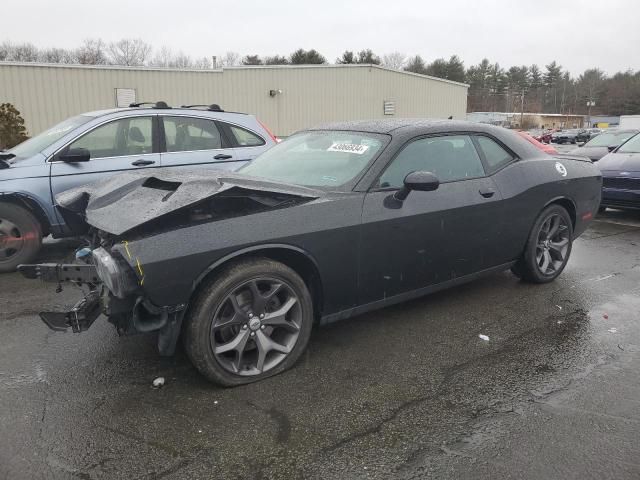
0, 203, 42, 273
513, 204, 573, 284
184, 257, 314, 386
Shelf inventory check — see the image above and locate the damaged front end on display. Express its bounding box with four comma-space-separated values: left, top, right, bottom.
18, 168, 319, 356
18, 244, 188, 355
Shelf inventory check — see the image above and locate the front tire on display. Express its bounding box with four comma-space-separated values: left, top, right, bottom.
184, 258, 314, 386
512, 204, 573, 283
0, 203, 42, 273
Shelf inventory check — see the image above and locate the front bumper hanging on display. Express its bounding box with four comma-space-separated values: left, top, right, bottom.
39, 290, 102, 333
18, 263, 103, 333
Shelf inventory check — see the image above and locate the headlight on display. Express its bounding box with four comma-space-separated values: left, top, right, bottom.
92, 247, 137, 298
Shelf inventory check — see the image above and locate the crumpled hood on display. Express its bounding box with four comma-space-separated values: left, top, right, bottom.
56, 168, 322, 235
597, 152, 640, 172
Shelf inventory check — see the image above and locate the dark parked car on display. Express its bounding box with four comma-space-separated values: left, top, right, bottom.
598, 132, 640, 210
19, 120, 602, 386
569, 129, 639, 161
551, 129, 584, 144
576, 128, 602, 143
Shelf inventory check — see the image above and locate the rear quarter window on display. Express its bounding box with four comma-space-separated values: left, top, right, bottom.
476, 136, 515, 172
225, 124, 266, 147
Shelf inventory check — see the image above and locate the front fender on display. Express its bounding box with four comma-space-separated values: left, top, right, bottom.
0, 182, 57, 234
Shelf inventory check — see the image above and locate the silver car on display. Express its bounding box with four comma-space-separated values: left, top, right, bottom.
0, 102, 277, 272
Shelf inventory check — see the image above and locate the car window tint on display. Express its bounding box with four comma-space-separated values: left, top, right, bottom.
163, 116, 222, 152
379, 135, 485, 188
227, 124, 265, 146
476, 136, 514, 171
68, 117, 152, 159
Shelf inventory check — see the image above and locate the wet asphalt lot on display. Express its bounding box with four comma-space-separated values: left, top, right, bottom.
2, 209, 640, 480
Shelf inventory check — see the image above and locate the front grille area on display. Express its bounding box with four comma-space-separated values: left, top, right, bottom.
603, 177, 640, 190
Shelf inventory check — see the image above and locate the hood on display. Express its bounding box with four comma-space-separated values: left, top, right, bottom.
568, 146, 609, 161
596, 152, 640, 172
56, 168, 322, 236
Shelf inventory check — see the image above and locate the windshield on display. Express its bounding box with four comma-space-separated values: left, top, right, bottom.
586, 131, 637, 147
617, 133, 640, 153
240, 130, 386, 188
7, 115, 92, 160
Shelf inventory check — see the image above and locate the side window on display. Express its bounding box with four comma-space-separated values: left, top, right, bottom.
476, 136, 514, 172
68, 117, 152, 159
163, 116, 223, 152
225, 124, 265, 147
378, 135, 485, 188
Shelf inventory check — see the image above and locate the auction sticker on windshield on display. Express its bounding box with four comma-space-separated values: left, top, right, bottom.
327, 143, 370, 154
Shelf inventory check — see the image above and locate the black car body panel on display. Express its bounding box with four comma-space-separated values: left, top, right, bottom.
23, 120, 602, 354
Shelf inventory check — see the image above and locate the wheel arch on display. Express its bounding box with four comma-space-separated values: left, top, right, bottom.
0, 193, 51, 236
191, 244, 325, 321
543, 196, 577, 229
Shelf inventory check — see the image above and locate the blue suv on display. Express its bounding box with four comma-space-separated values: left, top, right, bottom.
0, 102, 277, 272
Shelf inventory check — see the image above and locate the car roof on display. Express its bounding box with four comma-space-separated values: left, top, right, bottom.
309, 118, 509, 135
307, 118, 544, 159
81, 106, 251, 118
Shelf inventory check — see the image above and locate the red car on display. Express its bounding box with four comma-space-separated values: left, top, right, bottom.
517, 131, 558, 155
530, 130, 553, 144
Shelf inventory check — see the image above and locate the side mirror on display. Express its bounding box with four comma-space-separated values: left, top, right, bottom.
607, 145, 617, 152
58, 148, 90, 163
394, 171, 440, 201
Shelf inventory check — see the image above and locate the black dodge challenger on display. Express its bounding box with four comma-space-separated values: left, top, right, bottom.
19, 120, 602, 386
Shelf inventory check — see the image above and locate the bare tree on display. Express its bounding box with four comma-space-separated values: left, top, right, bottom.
171, 51, 193, 68
193, 56, 211, 69
218, 51, 240, 67
107, 38, 152, 66
0, 41, 12, 61
75, 39, 107, 64
149, 46, 195, 68
5, 42, 40, 62
382, 52, 407, 70
39, 47, 74, 64
149, 46, 173, 67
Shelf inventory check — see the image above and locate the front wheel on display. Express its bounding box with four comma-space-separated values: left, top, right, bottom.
0, 203, 43, 273
511, 204, 573, 283
184, 258, 314, 386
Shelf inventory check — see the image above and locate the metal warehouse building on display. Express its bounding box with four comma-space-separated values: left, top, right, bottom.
0, 62, 468, 137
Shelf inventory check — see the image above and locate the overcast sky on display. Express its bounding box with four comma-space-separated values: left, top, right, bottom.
4, 0, 639, 75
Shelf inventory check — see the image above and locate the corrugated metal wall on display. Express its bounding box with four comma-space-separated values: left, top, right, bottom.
0, 63, 468, 137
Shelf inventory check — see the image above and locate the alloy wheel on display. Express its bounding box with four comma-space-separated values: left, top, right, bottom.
535, 213, 570, 276
0, 218, 24, 263
210, 277, 302, 376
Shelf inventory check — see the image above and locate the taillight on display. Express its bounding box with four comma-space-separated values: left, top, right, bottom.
258, 119, 278, 143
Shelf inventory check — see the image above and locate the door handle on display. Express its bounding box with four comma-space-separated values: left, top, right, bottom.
131, 159, 155, 166
214, 154, 233, 160
479, 187, 495, 198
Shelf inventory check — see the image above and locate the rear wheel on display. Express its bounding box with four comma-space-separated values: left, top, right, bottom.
184, 258, 313, 386
511, 204, 573, 283
0, 203, 42, 273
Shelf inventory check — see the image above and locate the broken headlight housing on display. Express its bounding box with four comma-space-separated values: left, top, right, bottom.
91, 247, 138, 299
